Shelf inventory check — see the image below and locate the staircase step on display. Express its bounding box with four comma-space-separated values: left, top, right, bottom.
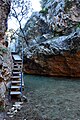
13, 68, 22, 70
11, 76, 20, 79
12, 81, 21, 83
14, 62, 22, 64
10, 91, 21, 95
13, 72, 21, 74
11, 86, 21, 89
13, 64, 22, 66
13, 65, 22, 69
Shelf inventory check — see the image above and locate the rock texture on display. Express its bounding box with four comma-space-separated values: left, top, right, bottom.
40, 0, 80, 35
0, 0, 10, 41
0, 0, 11, 106
0, 43, 12, 106
23, 12, 53, 41
23, 30, 80, 77
23, 0, 80, 77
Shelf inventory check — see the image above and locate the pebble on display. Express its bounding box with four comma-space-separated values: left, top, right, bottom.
7, 101, 23, 117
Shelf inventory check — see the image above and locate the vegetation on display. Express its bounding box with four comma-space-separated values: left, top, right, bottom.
0, 45, 7, 53
76, 22, 80, 28
39, 8, 48, 15
64, 0, 73, 11
9, 0, 32, 46
0, 106, 4, 112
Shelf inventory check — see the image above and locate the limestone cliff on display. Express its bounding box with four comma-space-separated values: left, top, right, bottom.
23, 0, 80, 77
40, 0, 80, 35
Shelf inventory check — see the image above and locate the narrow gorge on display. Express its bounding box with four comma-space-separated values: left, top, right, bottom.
0, 0, 80, 120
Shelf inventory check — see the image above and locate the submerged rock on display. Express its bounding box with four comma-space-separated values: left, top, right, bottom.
23, 30, 80, 77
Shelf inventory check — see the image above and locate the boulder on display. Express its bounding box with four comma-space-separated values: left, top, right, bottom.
23, 30, 80, 77
20, 0, 80, 78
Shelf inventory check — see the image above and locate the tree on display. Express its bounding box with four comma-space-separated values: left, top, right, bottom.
9, 0, 32, 46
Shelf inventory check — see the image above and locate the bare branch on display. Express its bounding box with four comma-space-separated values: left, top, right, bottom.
8, 0, 32, 46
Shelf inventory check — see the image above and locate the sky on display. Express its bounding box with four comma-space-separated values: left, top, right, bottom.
8, 0, 41, 30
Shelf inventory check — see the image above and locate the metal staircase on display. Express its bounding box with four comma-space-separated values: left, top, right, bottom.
10, 53, 24, 98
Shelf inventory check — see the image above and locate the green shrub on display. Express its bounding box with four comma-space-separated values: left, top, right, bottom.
64, 0, 73, 11
76, 22, 80, 28
1, 47, 8, 53
0, 106, 4, 112
39, 8, 48, 15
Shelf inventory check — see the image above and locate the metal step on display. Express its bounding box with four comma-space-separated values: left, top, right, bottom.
13, 71, 21, 74
12, 55, 22, 61
10, 91, 21, 95
12, 81, 21, 83
11, 76, 20, 79
13, 64, 22, 66
13, 68, 22, 71
14, 62, 22, 64
13, 65, 22, 69
11, 86, 21, 89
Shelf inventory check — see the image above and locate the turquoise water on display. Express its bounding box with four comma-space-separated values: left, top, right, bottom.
23, 74, 80, 120
24, 74, 80, 93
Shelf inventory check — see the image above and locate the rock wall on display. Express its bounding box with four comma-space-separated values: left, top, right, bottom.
23, 0, 80, 77
0, 0, 10, 41
40, 0, 80, 35
0, 43, 12, 106
0, 0, 11, 106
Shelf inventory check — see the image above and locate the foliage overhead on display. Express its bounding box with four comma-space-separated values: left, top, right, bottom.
9, 0, 32, 45
10, 0, 31, 22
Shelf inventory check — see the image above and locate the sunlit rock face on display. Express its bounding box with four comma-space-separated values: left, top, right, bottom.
0, 0, 10, 41
23, 0, 80, 77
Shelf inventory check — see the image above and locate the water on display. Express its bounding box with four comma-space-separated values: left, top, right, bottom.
23, 74, 80, 120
